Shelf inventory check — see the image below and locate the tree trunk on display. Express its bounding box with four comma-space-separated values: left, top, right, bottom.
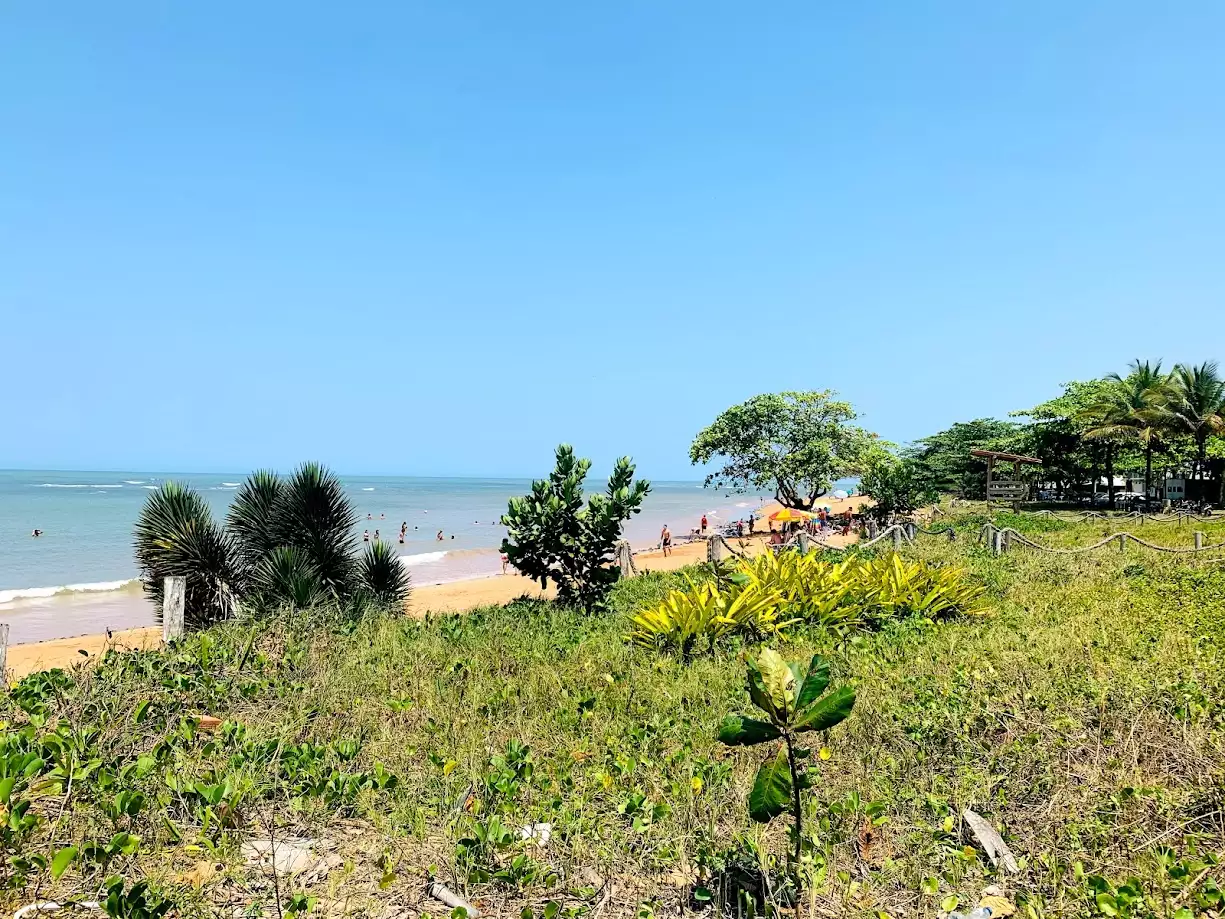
1144, 442, 1153, 502
1106, 445, 1116, 510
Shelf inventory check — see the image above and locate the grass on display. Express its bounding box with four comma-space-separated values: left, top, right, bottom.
5, 512, 1225, 917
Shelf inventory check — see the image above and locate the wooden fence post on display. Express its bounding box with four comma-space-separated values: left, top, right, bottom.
163, 576, 186, 643
0, 623, 8, 683
796, 532, 810, 554
1117, 533, 1126, 553
891, 527, 902, 551
616, 541, 635, 577
991, 530, 1002, 556
1195, 531, 1204, 551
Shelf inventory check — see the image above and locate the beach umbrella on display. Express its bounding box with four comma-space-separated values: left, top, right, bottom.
768, 508, 815, 522
832, 489, 848, 500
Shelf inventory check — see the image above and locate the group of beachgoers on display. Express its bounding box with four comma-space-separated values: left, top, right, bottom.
657, 507, 858, 555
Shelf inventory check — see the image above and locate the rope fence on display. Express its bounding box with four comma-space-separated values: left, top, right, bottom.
976, 523, 1225, 556
1022, 509, 1219, 525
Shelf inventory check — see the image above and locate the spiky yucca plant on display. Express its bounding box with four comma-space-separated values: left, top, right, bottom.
134, 463, 410, 632
133, 482, 240, 628
270, 462, 359, 600
250, 545, 327, 612
358, 540, 412, 606
226, 469, 284, 580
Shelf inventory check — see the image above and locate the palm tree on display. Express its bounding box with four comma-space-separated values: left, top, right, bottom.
1169, 361, 1225, 487
135, 463, 410, 629
1080, 361, 1174, 508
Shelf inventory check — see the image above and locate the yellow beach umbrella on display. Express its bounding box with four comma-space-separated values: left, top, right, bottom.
768, 507, 815, 522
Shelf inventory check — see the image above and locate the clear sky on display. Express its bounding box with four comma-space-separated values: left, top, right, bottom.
3, 3, 1223, 478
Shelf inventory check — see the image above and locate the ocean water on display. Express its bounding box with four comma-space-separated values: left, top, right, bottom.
0, 469, 823, 644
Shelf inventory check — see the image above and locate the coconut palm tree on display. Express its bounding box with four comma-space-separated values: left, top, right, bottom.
1170, 361, 1225, 487
134, 463, 410, 629
1080, 360, 1173, 503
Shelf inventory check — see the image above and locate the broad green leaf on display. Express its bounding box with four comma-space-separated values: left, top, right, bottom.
745, 657, 775, 717
795, 685, 856, 733
717, 715, 781, 747
0, 777, 14, 805
795, 655, 831, 710
750, 648, 796, 721
748, 747, 792, 823
51, 846, 78, 880
1095, 893, 1118, 916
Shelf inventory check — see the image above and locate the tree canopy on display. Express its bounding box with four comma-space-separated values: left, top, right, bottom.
689, 391, 878, 510
903, 419, 1019, 499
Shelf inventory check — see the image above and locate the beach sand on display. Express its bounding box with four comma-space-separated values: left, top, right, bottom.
4, 495, 869, 680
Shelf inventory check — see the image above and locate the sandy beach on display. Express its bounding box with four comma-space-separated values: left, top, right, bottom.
4, 495, 868, 680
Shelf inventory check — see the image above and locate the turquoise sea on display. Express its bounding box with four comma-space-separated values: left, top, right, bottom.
0, 469, 830, 644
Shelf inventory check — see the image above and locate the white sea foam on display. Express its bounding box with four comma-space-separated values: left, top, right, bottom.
221, 482, 240, 487
398, 551, 447, 566
142, 485, 157, 489
0, 579, 139, 605
124, 480, 145, 485
362, 487, 375, 491
36, 483, 123, 488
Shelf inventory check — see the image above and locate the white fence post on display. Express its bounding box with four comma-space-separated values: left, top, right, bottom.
163, 576, 186, 643
1195, 531, 1205, 551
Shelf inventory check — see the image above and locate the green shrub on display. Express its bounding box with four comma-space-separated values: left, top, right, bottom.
501, 444, 649, 610
627, 577, 793, 655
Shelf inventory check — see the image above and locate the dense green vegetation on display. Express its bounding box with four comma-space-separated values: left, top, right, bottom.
898, 360, 1225, 506
7, 510, 1225, 917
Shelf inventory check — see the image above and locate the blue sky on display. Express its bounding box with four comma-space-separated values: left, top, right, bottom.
3, 2, 1223, 479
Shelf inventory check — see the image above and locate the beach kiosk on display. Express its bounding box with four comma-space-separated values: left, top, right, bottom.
972, 449, 1042, 508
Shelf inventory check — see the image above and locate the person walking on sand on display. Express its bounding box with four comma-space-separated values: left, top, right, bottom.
700, 513, 708, 535
660, 524, 672, 557
747, 513, 755, 535
500, 551, 510, 574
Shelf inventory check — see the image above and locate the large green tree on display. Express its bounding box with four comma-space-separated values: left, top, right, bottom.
1009, 379, 1117, 501
689, 391, 877, 510
903, 419, 1018, 499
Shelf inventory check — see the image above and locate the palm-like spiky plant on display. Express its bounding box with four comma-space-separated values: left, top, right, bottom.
226, 469, 285, 582
1170, 361, 1225, 482
270, 462, 359, 600
1081, 360, 1173, 501
133, 483, 240, 629
250, 545, 327, 612
358, 540, 412, 606
134, 463, 409, 633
